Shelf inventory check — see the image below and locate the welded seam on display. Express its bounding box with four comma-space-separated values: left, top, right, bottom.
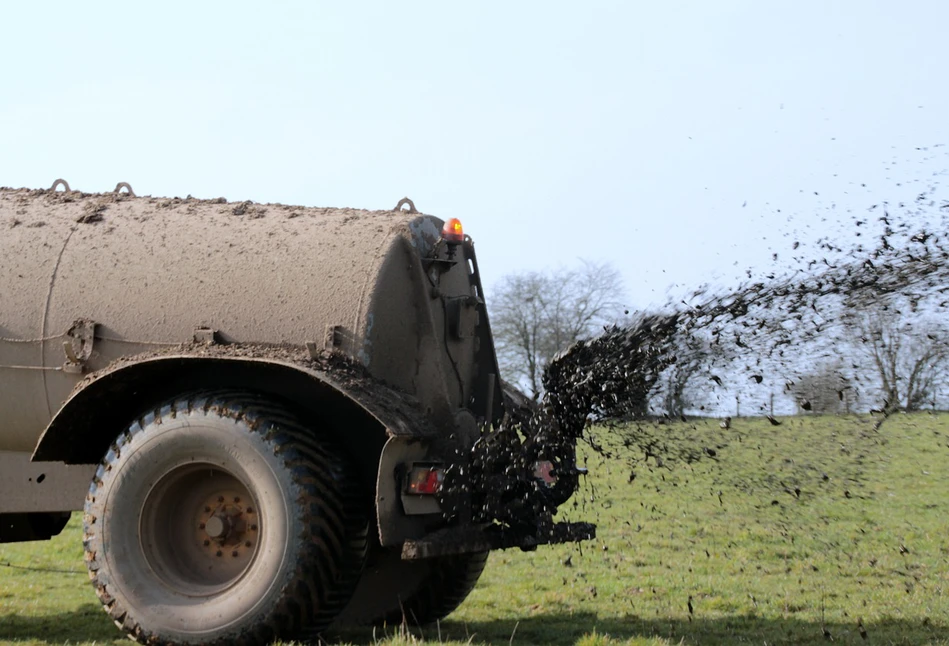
41, 225, 78, 416
0, 334, 66, 343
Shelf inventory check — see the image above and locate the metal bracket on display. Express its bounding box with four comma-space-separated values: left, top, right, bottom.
113, 182, 136, 197
62, 319, 96, 374
394, 197, 418, 213
401, 521, 596, 560
446, 296, 478, 339
306, 325, 344, 359
325, 324, 343, 350
193, 327, 218, 344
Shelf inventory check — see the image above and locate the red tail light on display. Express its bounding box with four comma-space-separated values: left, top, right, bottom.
406, 466, 444, 495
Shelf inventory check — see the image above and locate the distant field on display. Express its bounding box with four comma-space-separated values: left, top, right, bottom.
1, 413, 947, 645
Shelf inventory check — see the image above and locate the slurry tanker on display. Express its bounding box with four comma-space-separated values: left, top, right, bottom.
0, 181, 591, 645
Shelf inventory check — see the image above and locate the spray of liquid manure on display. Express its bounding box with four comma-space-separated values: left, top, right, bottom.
468, 146, 949, 534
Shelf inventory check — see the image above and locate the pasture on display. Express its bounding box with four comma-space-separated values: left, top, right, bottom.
1, 413, 947, 645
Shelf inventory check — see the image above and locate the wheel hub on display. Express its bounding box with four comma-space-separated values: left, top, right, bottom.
141, 465, 261, 592
205, 515, 227, 539
198, 494, 257, 559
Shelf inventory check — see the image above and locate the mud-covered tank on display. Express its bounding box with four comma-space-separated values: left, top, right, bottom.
0, 182, 592, 646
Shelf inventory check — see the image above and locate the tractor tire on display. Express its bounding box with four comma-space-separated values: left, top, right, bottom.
335, 547, 488, 627
83, 392, 368, 646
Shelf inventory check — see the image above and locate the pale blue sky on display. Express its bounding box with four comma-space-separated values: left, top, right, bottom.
2, 1, 947, 309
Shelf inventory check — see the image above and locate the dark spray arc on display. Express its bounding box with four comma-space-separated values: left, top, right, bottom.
538, 188, 949, 457
449, 176, 949, 538
451, 151, 949, 558
456, 316, 690, 532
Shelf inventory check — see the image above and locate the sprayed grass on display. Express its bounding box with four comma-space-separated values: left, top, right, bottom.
1, 414, 947, 645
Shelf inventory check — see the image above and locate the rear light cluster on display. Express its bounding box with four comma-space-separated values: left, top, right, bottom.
533, 460, 557, 485
405, 465, 444, 495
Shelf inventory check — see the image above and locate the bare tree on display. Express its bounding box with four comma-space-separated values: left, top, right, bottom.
490, 271, 550, 400
852, 308, 949, 412
655, 331, 719, 417
490, 261, 625, 400
793, 361, 852, 415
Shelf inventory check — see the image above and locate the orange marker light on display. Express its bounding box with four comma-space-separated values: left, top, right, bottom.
442, 218, 464, 244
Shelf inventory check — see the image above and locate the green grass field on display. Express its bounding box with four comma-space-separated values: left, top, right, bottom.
1, 413, 947, 645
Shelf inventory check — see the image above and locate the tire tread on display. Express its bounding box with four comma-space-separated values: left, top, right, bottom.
83, 390, 368, 645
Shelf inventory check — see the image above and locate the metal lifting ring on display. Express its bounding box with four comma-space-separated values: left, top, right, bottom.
114, 182, 136, 197
50, 179, 71, 192
394, 197, 418, 214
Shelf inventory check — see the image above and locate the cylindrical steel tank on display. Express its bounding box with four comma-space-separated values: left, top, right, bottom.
0, 186, 485, 452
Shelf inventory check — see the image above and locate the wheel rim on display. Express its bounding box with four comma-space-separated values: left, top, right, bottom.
139, 463, 261, 596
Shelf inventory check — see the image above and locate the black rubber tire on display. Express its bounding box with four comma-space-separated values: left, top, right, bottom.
335, 547, 488, 627
83, 392, 368, 646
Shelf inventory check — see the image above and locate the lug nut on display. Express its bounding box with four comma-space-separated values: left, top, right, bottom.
203, 540, 210, 547
245, 541, 252, 547
250, 524, 258, 531
204, 506, 211, 512
199, 522, 205, 529
246, 507, 253, 514
234, 496, 241, 503
231, 550, 239, 557
215, 550, 223, 557
218, 496, 225, 503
